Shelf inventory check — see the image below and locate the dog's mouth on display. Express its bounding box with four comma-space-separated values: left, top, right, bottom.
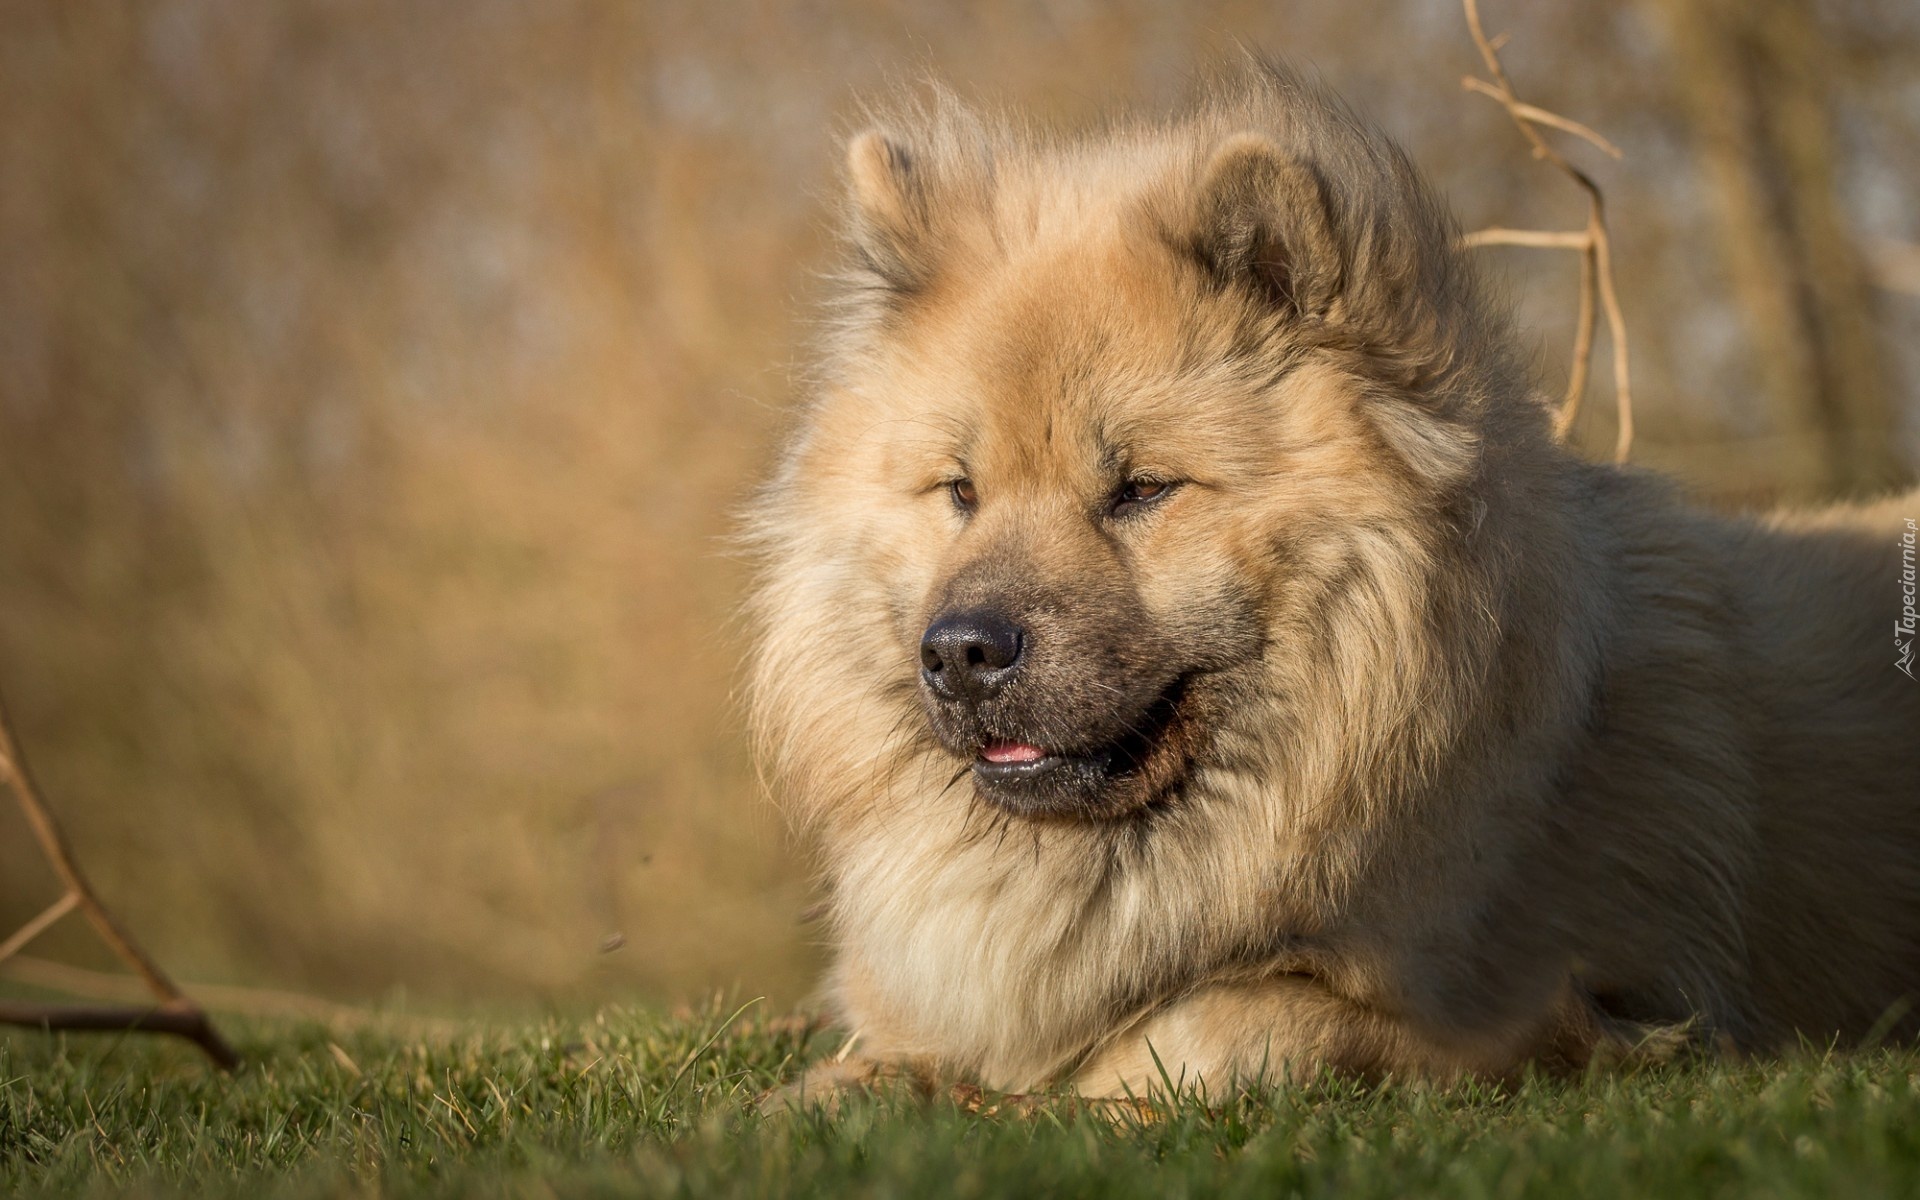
968, 675, 1199, 821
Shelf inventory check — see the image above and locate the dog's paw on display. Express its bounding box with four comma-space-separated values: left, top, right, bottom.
755, 1056, 940, 1116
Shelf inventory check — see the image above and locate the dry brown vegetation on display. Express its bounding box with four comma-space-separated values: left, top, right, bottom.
0, 0, 1914, 1012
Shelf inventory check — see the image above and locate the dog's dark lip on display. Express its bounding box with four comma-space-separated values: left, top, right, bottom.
964, 673, 1197, 818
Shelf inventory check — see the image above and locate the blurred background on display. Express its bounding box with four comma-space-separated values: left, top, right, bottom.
0, 0, 1914, 1014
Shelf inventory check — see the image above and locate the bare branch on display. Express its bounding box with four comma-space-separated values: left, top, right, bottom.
2, 954, 459, 1034
0, 1000, 240, 1068
0, 687, 239, 1069
1461, 78, 1625, 158
1461, 0, 1634, 462
1462, 228, 1593, 250
1560, 241, 1599, 438
0, 892, 78, 967
1592, 212, 1634, 463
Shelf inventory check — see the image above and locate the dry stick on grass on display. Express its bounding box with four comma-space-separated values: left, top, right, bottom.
1459, 0, 1634, 463
3, 954, 464, 1036
0, 687, 239, 1069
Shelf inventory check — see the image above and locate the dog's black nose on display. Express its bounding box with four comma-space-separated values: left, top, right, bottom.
920, 610, 1025, 701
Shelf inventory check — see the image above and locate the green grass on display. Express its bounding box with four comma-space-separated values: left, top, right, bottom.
5, 1001, 1920, 1198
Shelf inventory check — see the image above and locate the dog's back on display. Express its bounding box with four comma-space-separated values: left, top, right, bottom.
1731, 494, 1920, 1041
1562, 481, 1920, 1047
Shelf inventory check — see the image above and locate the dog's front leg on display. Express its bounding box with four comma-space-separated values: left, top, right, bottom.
1067, 974, 1600, 1098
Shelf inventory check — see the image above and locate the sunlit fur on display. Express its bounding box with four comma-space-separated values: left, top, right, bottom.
745, 63, 1920, 1097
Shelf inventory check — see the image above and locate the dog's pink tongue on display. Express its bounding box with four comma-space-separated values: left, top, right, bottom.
981, 740, 1046, 764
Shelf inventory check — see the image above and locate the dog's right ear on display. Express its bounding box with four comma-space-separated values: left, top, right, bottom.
845, 129, 937, 295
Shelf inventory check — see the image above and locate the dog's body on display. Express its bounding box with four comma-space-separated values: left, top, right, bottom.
747, 66, 1920, 1097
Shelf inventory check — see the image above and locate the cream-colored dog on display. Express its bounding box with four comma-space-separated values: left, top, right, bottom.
747, 64, 1920, 1098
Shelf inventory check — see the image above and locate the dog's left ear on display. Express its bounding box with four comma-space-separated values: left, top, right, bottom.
1181, 133, 1344, 319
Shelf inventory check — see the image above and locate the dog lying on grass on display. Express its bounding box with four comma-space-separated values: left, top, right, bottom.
747, 62, 1920, 1099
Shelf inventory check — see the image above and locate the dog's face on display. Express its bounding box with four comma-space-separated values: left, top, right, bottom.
791, 128, 1471, 822
868, 263, 1325, 821
889, 261, 1276, 821
756, 114, 1489, 821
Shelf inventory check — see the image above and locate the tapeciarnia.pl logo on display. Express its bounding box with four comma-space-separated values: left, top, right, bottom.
1899, 518, 1917, 680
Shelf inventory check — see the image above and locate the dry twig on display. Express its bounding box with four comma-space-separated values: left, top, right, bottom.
0, 688, 238, 1069
2, 954, 461, 1035
1460, 0, 1634, 463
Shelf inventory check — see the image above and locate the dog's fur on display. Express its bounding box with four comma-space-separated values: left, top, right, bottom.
746, 65, 1920, 1098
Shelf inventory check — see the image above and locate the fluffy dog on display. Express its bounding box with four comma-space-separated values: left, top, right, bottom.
746, 64, 1920, 1097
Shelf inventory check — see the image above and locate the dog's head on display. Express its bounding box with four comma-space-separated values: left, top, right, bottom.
753, 68, 1538, 827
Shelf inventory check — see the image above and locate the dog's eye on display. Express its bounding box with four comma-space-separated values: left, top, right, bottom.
949, 478, 978, 511
1111, 477, 1174, 515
